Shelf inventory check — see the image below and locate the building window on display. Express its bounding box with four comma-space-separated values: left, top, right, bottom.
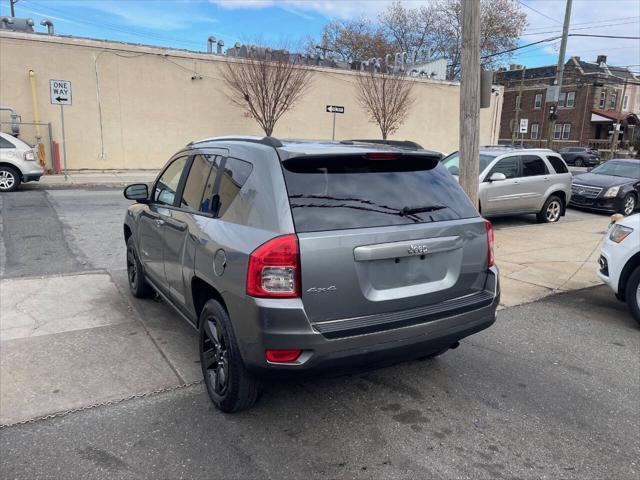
622, 95, 629, 111
599, 91, 606, 108
553, 123, 563, 139
553, 123, 571, 140
515, 95, 521, 110
566, 91, 575, 108
559, 92, 566, 107
610, 93, 617, 109
534, 93, 542, 109
531, 123, 539, 139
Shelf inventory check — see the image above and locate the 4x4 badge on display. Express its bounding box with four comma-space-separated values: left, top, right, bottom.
307, 286, 337, 294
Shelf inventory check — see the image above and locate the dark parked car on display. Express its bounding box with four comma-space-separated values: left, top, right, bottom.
123, 136, 500, 412
558, 147, 600, 167
570, 159, 640, 215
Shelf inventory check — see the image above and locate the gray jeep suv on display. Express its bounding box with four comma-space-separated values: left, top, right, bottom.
123, 137, 500, 412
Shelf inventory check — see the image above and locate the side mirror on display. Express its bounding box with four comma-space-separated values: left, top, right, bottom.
488, 172, 507, 182
124, 183, 149, 202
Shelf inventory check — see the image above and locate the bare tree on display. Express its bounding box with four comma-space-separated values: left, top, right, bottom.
433, 0, 527, 79
355, 69, 415, 140
313, 18, 392, 62
221, 48, 313, 136
379, 0, 439, 63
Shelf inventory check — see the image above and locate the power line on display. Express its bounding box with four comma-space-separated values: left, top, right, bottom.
524, 19, 640, 37
517, 0, 562, 25
525, 15, 640, 33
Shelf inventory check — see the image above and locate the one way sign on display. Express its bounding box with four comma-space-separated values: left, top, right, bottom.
50, 79, 72, 105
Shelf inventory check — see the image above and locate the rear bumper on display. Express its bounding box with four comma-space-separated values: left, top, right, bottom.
236, 268, 500, 376
23, 173, 42, 183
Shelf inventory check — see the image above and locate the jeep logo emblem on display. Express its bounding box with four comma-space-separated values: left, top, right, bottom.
408, 244, 428, 255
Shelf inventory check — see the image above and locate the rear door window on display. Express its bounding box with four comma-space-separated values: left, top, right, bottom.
521, 155, 548, 176
282, 154, 477, 232
180, 154, 215, 212
489, 156, 519, 179
546, 155, 568, 174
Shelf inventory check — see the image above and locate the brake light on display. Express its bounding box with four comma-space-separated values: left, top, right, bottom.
23, 150, 36, 161
365, 152, 401, 160
485, 220, 495, 268
265, 349, 302, 363
247, 234, 300, 298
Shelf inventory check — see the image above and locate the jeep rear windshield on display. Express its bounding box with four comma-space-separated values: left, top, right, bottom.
281, 154, 478, 233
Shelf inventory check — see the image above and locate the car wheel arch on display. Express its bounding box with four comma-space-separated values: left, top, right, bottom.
0, 162, 23, 180
618, 251, 640, 302
546, 189, 567, 215
191, 276, 228, 327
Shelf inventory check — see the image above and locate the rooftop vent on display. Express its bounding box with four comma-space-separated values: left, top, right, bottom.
0, 17, 34, 32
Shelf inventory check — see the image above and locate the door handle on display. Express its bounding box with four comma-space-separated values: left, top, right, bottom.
155, 219, 165, 227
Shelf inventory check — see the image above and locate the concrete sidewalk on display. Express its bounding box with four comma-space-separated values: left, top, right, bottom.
37, 170, 158, 187
493, 212, 607, 307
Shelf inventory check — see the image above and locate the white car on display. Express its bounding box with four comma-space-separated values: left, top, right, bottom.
598, 213, 640, 324
0, 132, 44, 192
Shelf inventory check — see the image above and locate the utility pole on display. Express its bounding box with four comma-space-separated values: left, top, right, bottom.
609, 79, 628, 157
512, 67, 526, 145
459, 0, 480, 208
547, 0, 573, 150
10, 0, 18, 17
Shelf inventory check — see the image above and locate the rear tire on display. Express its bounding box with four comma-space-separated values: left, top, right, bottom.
574, 158, 584, 167
126, 236, 154, 298
0, 165, 20, 192
537, 195, 563, 223
199, 299, 261, 413
625, 266, 640, 325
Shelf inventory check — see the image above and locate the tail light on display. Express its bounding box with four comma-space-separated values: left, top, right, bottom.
247, 234, 300, 298
23, 150, 36, 161
485, 220, 495, 268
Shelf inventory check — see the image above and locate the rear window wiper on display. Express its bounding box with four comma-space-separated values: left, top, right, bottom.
400, 204, 448, 216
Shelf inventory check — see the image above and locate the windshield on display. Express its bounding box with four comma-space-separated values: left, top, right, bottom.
590, 161, 640, 180
282, 155, 478, 232
442, 152, 497, 176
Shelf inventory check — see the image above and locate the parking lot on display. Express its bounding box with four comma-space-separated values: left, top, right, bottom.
1, 187, 638, 479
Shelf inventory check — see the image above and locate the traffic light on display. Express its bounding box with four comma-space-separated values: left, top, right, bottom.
548, 105, 557, 121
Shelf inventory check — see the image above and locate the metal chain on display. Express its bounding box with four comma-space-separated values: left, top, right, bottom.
0, 379, 203, 430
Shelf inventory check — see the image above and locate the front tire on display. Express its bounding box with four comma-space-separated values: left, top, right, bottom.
625, 266, 640, 325
537, 195, 563, 223
126, 236, 154, 298
619, 193, 636, 216
199, 300, 261, 413
0, 165, 20, 192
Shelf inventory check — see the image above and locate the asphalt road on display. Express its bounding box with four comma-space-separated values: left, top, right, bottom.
1, 188, 638, 479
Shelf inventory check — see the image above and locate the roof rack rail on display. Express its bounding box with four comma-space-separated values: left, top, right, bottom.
342, 139, 425, 150
188, 136, 283, 148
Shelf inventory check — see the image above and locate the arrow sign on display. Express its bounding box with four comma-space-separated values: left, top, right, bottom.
326, 105, 345, 114
50, 80, 72, 105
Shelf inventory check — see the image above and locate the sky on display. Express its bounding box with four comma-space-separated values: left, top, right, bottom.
1, 0, 638, 71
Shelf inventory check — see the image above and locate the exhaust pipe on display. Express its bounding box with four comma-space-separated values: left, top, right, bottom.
207, 36, 216, 54
40, 19, 54, 34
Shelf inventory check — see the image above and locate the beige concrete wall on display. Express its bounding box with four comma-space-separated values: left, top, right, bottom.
0, 32, 503, 170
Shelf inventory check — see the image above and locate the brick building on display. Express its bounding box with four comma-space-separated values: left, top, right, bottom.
495, 55, 639, 152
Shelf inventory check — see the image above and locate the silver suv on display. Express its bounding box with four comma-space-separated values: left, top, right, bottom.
442, 148, 572, 223
123, 137, 500, 412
